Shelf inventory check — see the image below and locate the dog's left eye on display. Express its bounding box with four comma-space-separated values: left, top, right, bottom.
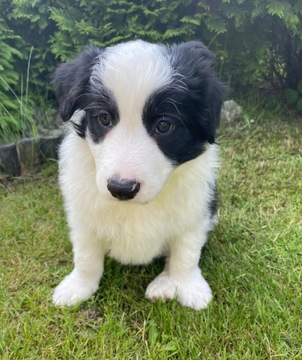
97, 112, 112, 127
156, 120, 173, 134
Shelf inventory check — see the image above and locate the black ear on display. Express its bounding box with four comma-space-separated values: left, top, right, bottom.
170, 41, 215, 73
170, 41, 225, 143
53, 46, 102, 121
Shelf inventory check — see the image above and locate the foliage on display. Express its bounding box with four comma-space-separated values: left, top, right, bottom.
0, 0, 302, 141
284, 80, 302, 112
48, 0, 208, 60
0, 13, 24, 138
197, 0, 302, 93
46, 0, 302, 93
0, 0, 54, 142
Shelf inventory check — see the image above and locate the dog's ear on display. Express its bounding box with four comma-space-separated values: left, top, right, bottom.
53, 46, 102, 121
170, 41, 225, 143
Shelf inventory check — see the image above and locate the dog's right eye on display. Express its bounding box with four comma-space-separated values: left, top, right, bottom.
97, 112, 112, 127
155, 120, 174, 134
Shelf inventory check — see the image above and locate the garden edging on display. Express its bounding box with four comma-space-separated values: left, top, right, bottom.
0, 132, 64, 177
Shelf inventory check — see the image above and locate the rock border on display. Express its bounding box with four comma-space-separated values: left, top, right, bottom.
0, 134, 63, 177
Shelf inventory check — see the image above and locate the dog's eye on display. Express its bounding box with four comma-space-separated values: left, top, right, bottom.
156, 120, 173, 134
98, 112, 112, 127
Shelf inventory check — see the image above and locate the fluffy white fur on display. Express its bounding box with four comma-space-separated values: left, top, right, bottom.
52, 40, 220, 310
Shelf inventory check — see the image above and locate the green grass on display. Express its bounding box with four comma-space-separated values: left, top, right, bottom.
0, 117, 301, 359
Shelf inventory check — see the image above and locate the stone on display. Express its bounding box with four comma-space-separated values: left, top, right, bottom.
221, 100, 243, 123
39, 135, 63, 160
17, 138, 41, 170
0, 143, 21, 176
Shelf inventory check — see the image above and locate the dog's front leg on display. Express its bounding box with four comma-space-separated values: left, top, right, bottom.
145, 227, 212, 310
53, 228, 104, 306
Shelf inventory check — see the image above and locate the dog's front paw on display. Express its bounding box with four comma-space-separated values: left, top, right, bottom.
145, 270, 212, 310
176, 273, 212, 310
145, 271, 178, 302
52, 271, 99, 306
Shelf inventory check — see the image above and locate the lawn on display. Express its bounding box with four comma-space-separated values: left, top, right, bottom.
0, 116, 301, 359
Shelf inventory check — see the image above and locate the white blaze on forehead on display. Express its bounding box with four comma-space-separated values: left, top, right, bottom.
91, 40, 173, 122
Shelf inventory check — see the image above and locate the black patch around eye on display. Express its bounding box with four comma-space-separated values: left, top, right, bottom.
143, 85, 207, 164
73, 85, 119, 142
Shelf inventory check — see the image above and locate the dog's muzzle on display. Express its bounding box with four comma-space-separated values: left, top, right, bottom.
107, 177, 140, 200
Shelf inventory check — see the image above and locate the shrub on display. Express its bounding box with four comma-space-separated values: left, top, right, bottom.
0, 0, 302, 142
284, 80, 302, 112
0, 15, 33, 142
48, 0, 302, 94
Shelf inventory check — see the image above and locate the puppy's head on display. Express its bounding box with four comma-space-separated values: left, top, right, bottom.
53, 40, 224, 203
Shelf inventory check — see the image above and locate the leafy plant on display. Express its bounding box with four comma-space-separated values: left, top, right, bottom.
284, 80, 302, 112
1, 0, 302, 144
0, 16, 27, 142
0, 43, 47, 144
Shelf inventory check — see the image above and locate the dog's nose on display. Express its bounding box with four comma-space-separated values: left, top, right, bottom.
107, 178, 140, 200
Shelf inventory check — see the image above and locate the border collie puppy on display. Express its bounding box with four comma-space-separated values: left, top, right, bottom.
52, 40, 224, 310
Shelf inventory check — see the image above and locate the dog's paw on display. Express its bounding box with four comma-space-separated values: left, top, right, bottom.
52, 272, 99, 306
145, 271, 178, 302
176, 274, 212, 310
145, 270, 212, 310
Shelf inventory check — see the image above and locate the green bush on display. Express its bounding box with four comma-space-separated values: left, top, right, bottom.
0, 0, 55, 142
0, 0, 302, 141
284, 80, 302, 112
47, 0, 302, 93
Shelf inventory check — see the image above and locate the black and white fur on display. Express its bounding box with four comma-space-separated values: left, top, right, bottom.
52, 40, 224, 310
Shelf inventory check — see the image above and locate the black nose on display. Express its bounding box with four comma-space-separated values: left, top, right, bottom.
107, 178, 140, 200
